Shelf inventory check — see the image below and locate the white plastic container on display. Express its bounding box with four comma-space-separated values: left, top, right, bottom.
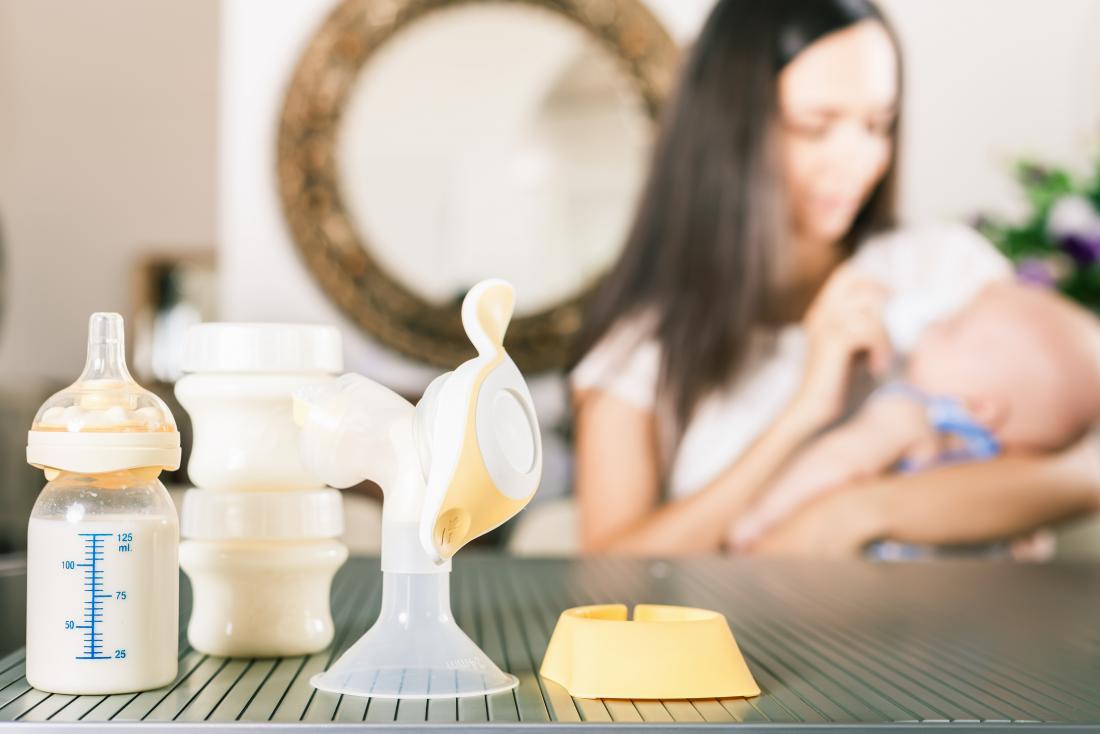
175, 323, 348, 658
178, 489, 348, 657
174, 323, 342, 492
25, 313, 181, 695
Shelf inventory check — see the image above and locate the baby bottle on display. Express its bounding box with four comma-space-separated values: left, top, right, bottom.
25, 313, 181, 695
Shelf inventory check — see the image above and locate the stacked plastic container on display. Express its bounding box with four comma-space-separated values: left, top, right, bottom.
175, 324, 348, 657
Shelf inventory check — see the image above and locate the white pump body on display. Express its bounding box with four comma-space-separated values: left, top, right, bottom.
296, 373, 445, 574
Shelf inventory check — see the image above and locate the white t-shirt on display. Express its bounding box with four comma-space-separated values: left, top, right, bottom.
570, 224, 1012, 499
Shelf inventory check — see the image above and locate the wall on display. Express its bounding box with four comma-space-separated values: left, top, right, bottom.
0, 0, 219, 382
879, 0, 1100, 222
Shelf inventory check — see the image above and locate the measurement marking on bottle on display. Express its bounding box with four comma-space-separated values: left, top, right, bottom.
73, 533, 113, 660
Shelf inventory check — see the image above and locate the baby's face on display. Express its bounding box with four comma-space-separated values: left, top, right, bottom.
905, 309, 995, 412
904, 284, 1097, 450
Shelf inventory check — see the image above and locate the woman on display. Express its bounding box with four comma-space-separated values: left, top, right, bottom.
569, 0, 1100, 555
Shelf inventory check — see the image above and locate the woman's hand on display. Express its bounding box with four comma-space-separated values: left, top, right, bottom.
786, 266, 892, 432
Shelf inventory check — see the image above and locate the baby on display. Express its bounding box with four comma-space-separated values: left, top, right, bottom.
731, 281, 1100, 553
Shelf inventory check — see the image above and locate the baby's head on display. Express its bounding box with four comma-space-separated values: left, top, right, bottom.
906, 282, 1100, 451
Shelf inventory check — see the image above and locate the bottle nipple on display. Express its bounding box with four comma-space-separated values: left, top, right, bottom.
30, 313, 176, 434
80, 312, 134, 384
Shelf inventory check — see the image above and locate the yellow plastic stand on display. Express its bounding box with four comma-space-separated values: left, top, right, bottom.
540, 604, 760, 700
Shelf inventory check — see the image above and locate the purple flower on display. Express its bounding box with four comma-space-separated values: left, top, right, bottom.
1060, 233, 1100, 266
1015, 258, 1059, 287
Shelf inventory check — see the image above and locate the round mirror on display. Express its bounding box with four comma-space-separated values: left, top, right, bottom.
279, 0, 677, 371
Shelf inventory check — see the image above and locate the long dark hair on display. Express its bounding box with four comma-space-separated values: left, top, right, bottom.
571, 0, 901, 440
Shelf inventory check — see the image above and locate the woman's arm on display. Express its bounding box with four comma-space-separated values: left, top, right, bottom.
875, 433, 1100, 544
750, 429, 1100, 556
574, 388, 820, 555
576, 266, 894, 555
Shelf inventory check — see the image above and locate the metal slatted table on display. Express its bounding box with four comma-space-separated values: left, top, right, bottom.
1, 554, 1099, 730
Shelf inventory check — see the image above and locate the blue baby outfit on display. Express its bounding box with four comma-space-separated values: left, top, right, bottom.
865, 383, 1005, 561
877, 382, 1000, 469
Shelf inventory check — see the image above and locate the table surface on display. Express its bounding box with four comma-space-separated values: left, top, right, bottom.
1, 554, 1099, 731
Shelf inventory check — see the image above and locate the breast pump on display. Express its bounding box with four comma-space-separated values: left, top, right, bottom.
295, 279, 543, 699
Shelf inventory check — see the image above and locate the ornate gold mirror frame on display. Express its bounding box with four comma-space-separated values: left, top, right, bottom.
277, 0, 677, 371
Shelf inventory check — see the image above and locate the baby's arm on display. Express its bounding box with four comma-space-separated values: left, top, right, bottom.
730, 394, 929, 549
